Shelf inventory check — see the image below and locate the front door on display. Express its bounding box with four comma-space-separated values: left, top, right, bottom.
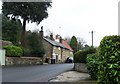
56, 55, 58, 63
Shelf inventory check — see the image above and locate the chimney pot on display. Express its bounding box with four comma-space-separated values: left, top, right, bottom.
41, 26, 43, 31
50, 33, 54, 40
40, 26, 44, 37
59, 36, 62, 43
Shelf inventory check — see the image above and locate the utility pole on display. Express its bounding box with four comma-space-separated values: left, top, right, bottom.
89, 30, 95, 47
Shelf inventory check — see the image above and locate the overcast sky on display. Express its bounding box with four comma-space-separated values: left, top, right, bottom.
1, 0, 119, 46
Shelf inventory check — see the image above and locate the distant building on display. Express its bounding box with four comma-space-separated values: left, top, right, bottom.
39, 27, 73, 64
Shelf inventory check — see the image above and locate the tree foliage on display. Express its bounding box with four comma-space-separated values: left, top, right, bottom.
2, 2, 51, 47
74, 47, 96, 63
70, 36, 78, 53
2, 15, 22, 45
98, 35, 120, 84
26, 31, 45, 57
2, 2, 51, 24
3, 45, 23, 57
86, 53, 99, 80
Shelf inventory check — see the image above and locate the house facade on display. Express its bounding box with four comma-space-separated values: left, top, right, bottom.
61, 39, 73, 62
43, 36, 67, 64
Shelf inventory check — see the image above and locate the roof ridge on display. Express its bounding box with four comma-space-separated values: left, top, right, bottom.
43, 37, 66, 48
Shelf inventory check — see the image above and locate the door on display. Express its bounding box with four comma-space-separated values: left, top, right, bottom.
56, 55, 58, 63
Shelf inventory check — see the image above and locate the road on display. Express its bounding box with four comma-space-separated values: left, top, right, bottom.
2, 63, 74, 82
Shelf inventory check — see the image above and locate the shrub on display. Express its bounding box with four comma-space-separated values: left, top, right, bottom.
3, 45, 23, 57
74, 48, 96, 63
86, 53, 99, 80
98, 35, 120, 84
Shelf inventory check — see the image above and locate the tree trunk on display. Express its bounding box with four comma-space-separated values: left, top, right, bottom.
21, 18, 27, 48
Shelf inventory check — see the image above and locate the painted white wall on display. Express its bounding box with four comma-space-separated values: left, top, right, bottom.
0, 49, 5, 66
58, 55, 61, 60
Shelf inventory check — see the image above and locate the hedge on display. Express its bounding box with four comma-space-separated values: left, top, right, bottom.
74, 48, 96, 63
86, 53, 99, 80
3, 45, 23, 57
98, 35, 120, 84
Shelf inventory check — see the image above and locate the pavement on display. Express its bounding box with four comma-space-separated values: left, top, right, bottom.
49, 71, 92, 82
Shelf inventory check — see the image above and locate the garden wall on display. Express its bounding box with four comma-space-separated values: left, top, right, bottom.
5, 57, 43, 66
74, 63, 88, 73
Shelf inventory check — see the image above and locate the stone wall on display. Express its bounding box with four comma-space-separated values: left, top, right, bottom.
43, 39, 52, 63
74, 63, 88, 73
5, 57, 43, 66
1, 40, 13, 46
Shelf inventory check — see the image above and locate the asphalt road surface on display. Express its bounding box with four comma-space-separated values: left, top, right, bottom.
2, 63, 74, 82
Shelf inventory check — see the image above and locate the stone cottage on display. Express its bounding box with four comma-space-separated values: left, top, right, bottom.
40, 27, 73, 64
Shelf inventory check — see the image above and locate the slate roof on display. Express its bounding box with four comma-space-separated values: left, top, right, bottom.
43, 37, 66, 49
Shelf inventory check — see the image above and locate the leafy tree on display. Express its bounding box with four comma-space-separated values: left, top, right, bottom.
27, 31, 45, 57
70, 36, 78, 53
2, 2, 51, 47
98, 35, 120, 83
2, 15, 22, 45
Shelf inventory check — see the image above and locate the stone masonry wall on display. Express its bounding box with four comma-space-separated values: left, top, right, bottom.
5, 57, 43, 66
74, 63, 88, 73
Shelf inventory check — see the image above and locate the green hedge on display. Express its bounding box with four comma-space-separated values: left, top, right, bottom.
86, 53, 99, 80
3, 45, 23, 57
98, 35, 120, 84
74, 48, 96, 63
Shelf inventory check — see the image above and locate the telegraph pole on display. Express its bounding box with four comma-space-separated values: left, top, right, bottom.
89, 30, 95, 47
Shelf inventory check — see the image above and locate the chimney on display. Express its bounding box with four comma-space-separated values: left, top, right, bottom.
56, 34, 60, 39
50, 33, 54, 40
59, 36, 62, 43
40, 26, 44, 37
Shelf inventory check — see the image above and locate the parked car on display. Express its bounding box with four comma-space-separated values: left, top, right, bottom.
65, 57, 74, 63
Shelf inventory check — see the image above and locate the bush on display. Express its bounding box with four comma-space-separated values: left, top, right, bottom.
98, 35, 120, 84
86, 53, 99, 80
3, 45, 23, 57
74, 48, 96, 63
